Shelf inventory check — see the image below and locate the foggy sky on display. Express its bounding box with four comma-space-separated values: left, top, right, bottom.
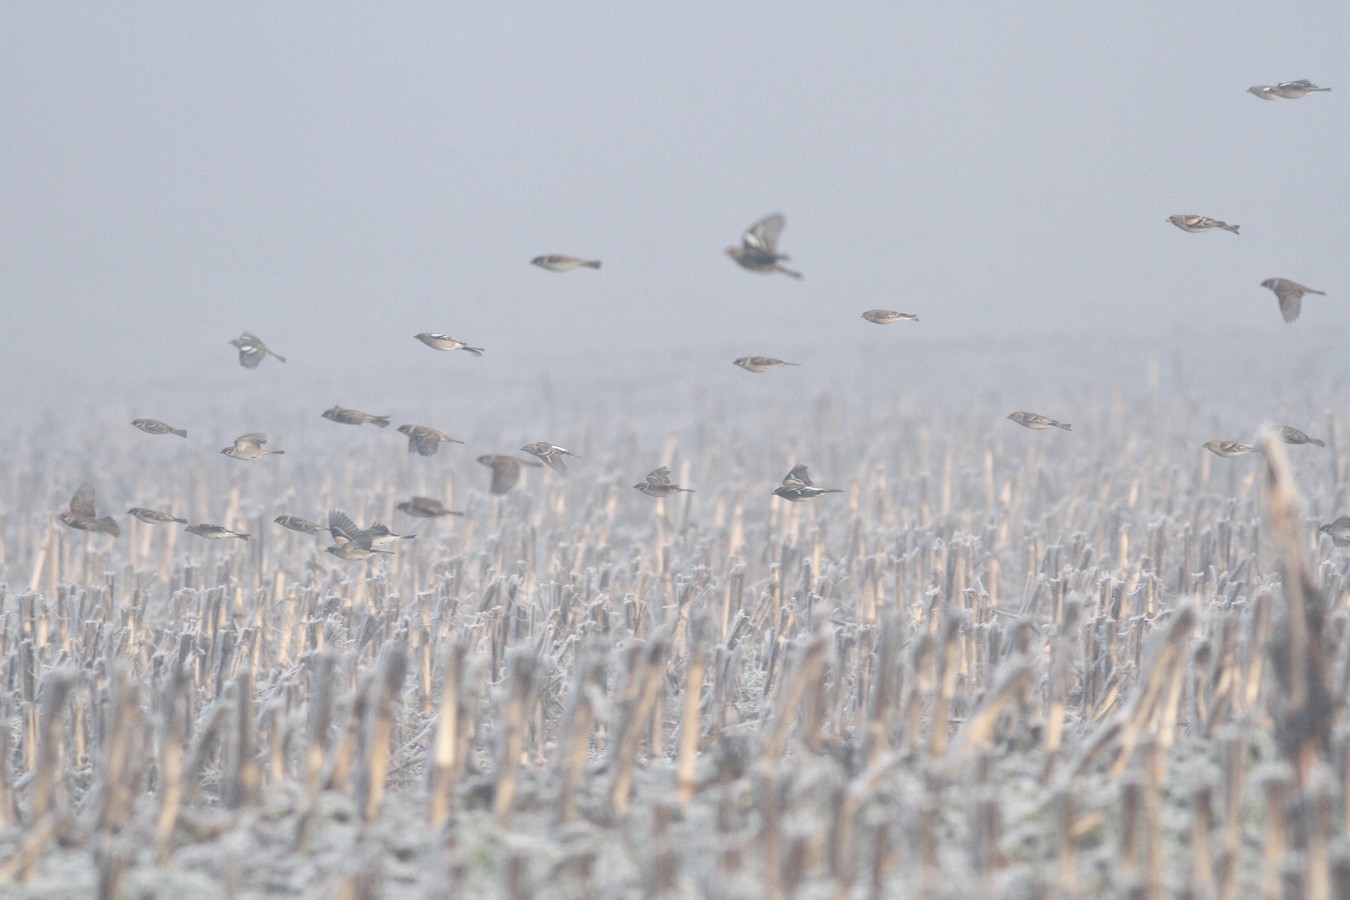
3, 3, 1347, 427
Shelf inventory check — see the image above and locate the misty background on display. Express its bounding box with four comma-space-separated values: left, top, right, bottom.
2, 3, 1346, 472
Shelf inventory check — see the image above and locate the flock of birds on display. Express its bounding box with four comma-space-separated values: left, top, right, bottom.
53, 78, 1348, 557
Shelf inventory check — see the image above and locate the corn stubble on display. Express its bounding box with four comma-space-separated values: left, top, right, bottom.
0, 394, 1347, 897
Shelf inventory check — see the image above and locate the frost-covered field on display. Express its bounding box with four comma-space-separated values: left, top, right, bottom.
1, 333, 1349, 898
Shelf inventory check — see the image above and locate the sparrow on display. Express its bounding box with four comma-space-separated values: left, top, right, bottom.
396, 496, 464, 518
1167, 214, 1239, 234
398, 424, 464, 457
1260, 278, 1327, 323
1007, 412, 1072, 431
127, 507, 188, 525
132, 418, 187, 438
326, 510, 393, 558
734, 356, 799, 373
322, 405, 390, 428
414, 333, 485, 355
229, 332, 286, 368
186, 523, 250, 541
861, 310, 919, 324
476, 454, 542, 495
531, 255, 601, 271
773, 464, 843, 502
726, 213, 802, 279
634, 466, 694, 497
521, 441, 580, 474
1271, 425, 1325, 447
1247, 79, 1331, 100
274, 515, 323, 535
221, 433, 284, 460
59, 483, 119, 536
1319, 515, 1350, 548
1203, 440, 1258, 458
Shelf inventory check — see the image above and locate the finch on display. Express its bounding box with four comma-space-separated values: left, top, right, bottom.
726, 213, 802, 279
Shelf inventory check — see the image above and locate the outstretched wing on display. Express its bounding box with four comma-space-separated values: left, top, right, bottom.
69, 482, 97, 517
329, 510, 370, 548
647, 466, 672, 485
782, 464, 812, 487
744, 213, 786, 254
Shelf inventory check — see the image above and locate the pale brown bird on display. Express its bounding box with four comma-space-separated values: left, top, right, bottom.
1248, 79, 1331, 100
322, 405, 390, 428
1203, 440, 1258, 458
59, 483, 119, 536
1320, 515, 1350, 548
274, 515, 323, 535
221, 432, 284, 460
773, 464, 842, 502
229, 332, 286, 368
531, 254, 601, 271
398, 424, 464, 457
521, 441, 580, 474
477, 454, 542, 495
132, 418, 187, 438
1261, 278, 1327, 323
414, 333, 485, 355
1167, 214, 1239, 234
186, 523, 250, 540
734, 356, 799, 373
1271, 425, 1325, 447
127, 507, 188, 525
396, 497, 464, 518
1007, 411, 1071, 431
726, 213, 802, 279
861, 310, 919, 324
634, 466, 694, 497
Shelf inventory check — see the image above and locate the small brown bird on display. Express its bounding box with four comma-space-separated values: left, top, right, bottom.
274, 515, 323, 535
132, 418, 187, 438
59, 483, 119, 536
1260, 278, 1327, 323
773, 464, 842, 502
127, 507, 188, 525
634, 466, 694, 497
396, 496, 464, 518
727, 212, 802, 279
414, 333, 485, 355
1320, 515, 1350, 548
229, 332, 286, 368
324, 509, 391, 559
1248, 79, 1331, 100
221, 432, 284, 460
1167, 214, 1239, 234
398, 424, 464, 457
1007, 411, 1071, 431
322, 405, 390, 428
531, 255, 601, 271
521, 441, 580, 474
186, 523, 250, 540
1203, 440, 1258, 458
861, 310, 919, 324
476, 454, 542, 495
734, 356, 800, 373
1271, 425, 1326, 447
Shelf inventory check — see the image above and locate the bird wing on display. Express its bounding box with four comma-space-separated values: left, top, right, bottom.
1278, 79, 1315, 90
329, 510, 369, 548
647, 466, 672, 484
1278, 291, 1302, 322
70, 483, 97, 517
237, 432, 268, 446
783, 464, 812, 487
744, 213, 785, 254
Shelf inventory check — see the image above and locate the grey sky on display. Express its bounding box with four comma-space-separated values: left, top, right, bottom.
3, 3, 1346, 426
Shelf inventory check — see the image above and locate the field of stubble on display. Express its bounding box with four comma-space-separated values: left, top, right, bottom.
1, 349, 1349, 899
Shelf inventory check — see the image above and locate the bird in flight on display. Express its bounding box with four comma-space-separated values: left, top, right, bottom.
1007, 411, 1071, 431
1167, 214, 1239, 234
772, 464, 842, 502
726, 213, 802, 279
229, 332, 286, 368
1247, 79, 1331, 100
1260, 278, 1327, 323
59, 483, 119, 536
531, 255, 601, 272
634, 466, 695, 497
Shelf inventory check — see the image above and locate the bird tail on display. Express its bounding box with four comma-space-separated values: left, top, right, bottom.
98, 517, 121, 536
1311, 87, 1331, 92
373, 417, 391, 428
466, 347, 485, 356
1309, 288, 1328, 296
269, 449, 287, 455
1311, 438, 1327, 447
270, 351, 287, 362
582, 260, 601, 269
1223, 224, 1240, 234
1055, 423, 1072, 431
171, 427, 188, 438
778, 264, 804, 279
239, 533, 251, 541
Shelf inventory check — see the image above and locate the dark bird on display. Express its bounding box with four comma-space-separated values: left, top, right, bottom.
186, 523, 250, 541
772, 464, 843, 502
414, 333, 485, 355
1272, 425, 1325, 447
476, 454, 542, 495
531, 254, 601, 271
221, 433, 284, 460
1203, 440, 1258, 458
398, 424, 464, 457
322, 405, 390, 428
861, 310, 919, 324
1248, 79, 1331, 100
734, 356, 799, 373
1261, 278, 1327, 323
726, 212, 802, 279
396, 496, 464, 518
1007, 411, 1072, 431
132, 418, 187, 438
274, 515, 323, 535
229, 332, 286, 368
127, 507, 188, 525
59, 483, 119, 536
325, 509, 393, 559
1319, 515, 1350, 548
634, 466, 694, 497
521, 441, 581, 475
